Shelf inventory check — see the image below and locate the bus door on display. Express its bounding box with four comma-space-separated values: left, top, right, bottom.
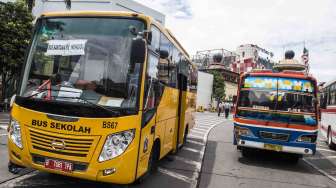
176, 70, 188, 149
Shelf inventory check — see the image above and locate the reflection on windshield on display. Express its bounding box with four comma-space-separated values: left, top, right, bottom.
20, 18, 144, 109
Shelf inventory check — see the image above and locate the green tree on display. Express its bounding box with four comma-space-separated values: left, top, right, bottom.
0, 1, 33, 103
209, 70, 226, 101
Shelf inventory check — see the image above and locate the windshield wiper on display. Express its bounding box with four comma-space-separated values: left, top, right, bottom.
24, 87, 81, 99
55, 96, 120, 116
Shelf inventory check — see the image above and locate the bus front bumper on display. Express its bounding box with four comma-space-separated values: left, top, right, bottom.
8, 140, 139, 184
237, 139, 314, 155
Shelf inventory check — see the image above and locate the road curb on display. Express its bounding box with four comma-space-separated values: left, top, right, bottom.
195, 119, 227, 188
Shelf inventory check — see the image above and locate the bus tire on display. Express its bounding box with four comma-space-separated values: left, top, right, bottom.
148, 141, 160, 174
182, 126, 188, 147
288, 154, 301, 164
134, 141, 160, 184
327, 127, 336, 149
241, 147, 252, 158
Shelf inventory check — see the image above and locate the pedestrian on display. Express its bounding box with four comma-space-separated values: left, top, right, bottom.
218, 101, 223, 117
224, 101, 231, 119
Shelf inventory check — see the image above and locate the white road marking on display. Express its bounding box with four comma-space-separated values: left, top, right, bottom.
0, 133, 8, 136
172, 156, 202, 171
192, 127, 209, 132
303, 158, 336, 183
158, 167, 195, 184
306, 155, 336, 160
187, 135, 204, 140
0, 171, 38, 187
195, 125, 213, 129
317, 147, 336, 153
182, 147, 204, 155
0, 125, 7, 130
189, 132, 204, 137
187, 139, 205, 146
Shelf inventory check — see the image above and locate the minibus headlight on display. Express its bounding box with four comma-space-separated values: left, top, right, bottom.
234, 126, 253, 137
297, 134, 317, 143
9, 119, 22, 149
99, 129, 135, 162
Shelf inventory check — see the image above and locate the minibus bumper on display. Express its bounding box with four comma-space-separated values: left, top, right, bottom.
237, 139, 314, 155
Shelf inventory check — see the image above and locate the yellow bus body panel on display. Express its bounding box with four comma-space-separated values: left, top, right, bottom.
9, 104, 142, 184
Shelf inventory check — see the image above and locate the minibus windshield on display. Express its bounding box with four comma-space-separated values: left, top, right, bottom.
20, 17, 145, 111
237, 76, 317, 126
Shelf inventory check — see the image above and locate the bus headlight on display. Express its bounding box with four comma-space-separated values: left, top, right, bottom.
99, 129, 135, 162
9, 119, 23, 149
234, 126, 253, 137
297, 134, 317, 143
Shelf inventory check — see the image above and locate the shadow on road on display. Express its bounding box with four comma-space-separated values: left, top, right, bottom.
237, 149, 320, 175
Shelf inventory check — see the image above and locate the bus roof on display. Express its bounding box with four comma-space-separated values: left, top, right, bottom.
40, 11, 191, 62
243, 69, 317, 82
323, 77, 336, 88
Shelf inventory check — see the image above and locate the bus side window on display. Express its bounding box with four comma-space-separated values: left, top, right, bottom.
149, 25, 160, 53
144, 52, 165, 110
144, 53, 159, 110
158, 34, 171, 85
170, 46, 179, 88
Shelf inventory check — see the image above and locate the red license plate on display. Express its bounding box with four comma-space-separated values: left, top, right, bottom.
44, 159, 73, 173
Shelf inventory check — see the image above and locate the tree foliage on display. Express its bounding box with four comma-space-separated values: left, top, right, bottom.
0, 1, 33, 101
208, 70, 226, 101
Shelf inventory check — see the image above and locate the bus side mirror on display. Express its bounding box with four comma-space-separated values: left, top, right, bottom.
160, 50, 169, 59
130, 38, 146, 64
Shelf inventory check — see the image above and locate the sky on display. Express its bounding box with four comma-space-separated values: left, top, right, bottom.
134, 0, 336, 83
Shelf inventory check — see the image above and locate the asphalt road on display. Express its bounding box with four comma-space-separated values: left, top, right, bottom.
1, 113, 336, 188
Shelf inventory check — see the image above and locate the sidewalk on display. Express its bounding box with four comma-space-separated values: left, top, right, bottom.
0, 112, 9, 130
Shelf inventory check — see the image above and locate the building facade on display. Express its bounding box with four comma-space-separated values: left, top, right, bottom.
231, 44, 275, 73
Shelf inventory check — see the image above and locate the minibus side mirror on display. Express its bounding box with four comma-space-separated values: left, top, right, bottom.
159, 50, 169, 59
130, 38, 146, 64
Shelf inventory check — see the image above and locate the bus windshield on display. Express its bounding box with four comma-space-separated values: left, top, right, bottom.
237, 76, 317, 126
19, 17, 145, 112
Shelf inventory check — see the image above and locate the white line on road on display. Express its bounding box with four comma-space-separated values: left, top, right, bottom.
0, 133, 7, 136
192, 127, 209, 132
182, 147, 204, 155
189, 132, 205, 137
158, 167, 196, 184
303, 158, 336, 183
186, 140, 205, 146
317, 147, 336, 153
306, 155, 336, 160
190, 128, 207, 134
0, 125, 7, 130
172, 156, 202, 171
187, 135, 204, 140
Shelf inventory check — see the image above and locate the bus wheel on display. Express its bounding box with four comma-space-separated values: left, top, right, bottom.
288, 154, 301, 164
241, 147, 252, 158
182, 127, 188, 147
327, 127, 336, 149
148, 143, 159, 174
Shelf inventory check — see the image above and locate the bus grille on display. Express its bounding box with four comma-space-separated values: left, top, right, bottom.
259, 131, 289, 142
29, 129, 94, 158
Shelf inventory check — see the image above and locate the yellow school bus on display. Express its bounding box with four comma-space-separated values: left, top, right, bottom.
7, 11, 197, 184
